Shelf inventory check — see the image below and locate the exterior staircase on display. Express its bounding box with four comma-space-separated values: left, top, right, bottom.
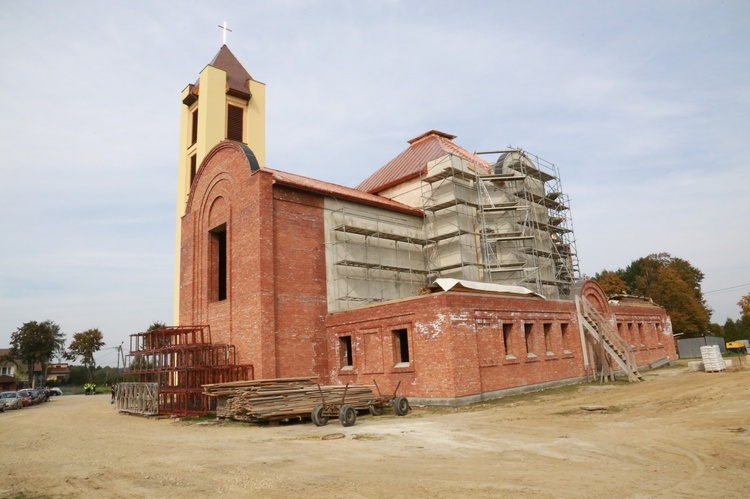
575, 295, 643, 382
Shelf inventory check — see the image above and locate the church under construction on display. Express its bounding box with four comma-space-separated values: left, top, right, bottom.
125, 45, 676, 415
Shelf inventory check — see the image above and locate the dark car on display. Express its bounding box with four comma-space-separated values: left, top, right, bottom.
0, 391, 23, 410
32, 388, 48, 403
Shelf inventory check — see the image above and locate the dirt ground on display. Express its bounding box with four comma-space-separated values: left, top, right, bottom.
2, 360, 749, 499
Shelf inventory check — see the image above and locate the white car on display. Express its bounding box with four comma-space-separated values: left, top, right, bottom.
0, 391, 23, 410
49, 387, 63, 396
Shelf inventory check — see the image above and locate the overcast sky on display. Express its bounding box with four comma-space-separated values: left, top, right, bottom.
1, 1, 748, 366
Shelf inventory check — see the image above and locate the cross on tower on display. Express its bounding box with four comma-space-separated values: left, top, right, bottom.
218, 21, 232, 45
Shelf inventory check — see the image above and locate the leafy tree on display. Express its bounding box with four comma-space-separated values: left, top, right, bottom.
593, 271, 628, 296
66, 328, 105, 383
738, 293, 750, 318
708, 323, 724, 338
597, 253, 711, 338
147, 321, 167, 332
9, 320, 66, 387
723, 318, 741, 342
67, 365, 89, 386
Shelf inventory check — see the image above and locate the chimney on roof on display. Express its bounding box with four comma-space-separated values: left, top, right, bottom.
408, 130, 457, 144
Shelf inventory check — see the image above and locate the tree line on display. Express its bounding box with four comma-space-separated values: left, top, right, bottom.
2, 321, 166, 387
594, 252, 749, 341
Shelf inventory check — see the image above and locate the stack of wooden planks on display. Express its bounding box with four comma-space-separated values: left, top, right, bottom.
203, 377, 378, 422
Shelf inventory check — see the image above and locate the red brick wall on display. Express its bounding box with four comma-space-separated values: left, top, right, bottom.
181, 144, 277, 376
271, 185, 329, 378
326, 289, 677, 401
180, 142, 329, 379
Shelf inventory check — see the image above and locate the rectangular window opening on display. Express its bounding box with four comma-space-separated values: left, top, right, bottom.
209, 224, 227, 302
524, 323, 535, 357
543, 323, 553, 355
191, 108, 199, 145
227, 105, 244, 142
189, 154, 197, 185
503, 323, 514, 359
339, 336, 353, 368
561, 323, 570, 353
393, 328, 410, 366
638, 322, 646, 348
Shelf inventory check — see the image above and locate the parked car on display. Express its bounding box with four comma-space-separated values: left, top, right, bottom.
49, 387, 63, 396
17, 389, 34, 406
0, 391, 23, 410
32, 388, 48, 403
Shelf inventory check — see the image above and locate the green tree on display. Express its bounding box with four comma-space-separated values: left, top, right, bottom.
708, 323, 724, 338
147, 321, 167, 332
67, 365, 89, 386
66, 329, 105, 383
9, 320, 66, 387
724, 319, 741, 342
598, 253, 711, 338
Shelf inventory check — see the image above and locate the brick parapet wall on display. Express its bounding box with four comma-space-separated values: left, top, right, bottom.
326, 291, 677, 401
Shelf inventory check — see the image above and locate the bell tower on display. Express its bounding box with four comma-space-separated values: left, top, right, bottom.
174, 45, 266, 322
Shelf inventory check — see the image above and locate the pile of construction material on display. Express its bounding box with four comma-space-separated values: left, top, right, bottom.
700, 345, 727, 372
203, 377, 378, 423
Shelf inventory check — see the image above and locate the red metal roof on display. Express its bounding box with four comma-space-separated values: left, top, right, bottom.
266, 168, 424, 217
357, 130, 492, 194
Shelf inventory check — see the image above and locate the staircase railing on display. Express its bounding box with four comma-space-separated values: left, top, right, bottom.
576, 295, 642, 382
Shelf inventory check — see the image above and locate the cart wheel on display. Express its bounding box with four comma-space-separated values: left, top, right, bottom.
394, 396, 410, 416
311, 404, 329, 427
338, 404, 357, 427
368, 404, 383, 416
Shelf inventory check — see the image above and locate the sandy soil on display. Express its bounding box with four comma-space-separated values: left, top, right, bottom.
2, 360, 749, 498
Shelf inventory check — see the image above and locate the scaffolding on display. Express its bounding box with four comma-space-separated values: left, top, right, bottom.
420, 155, 483, 282
327, 147, 579, 309
328, 205, 428, 309
124, 325, 253, 416
418, 148, 579, 298
474, 149, 580, 297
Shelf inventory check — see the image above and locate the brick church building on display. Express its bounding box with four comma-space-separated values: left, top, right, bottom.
172, 45, 676, 404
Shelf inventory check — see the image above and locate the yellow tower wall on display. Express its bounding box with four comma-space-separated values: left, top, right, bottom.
174, 60, 266, 324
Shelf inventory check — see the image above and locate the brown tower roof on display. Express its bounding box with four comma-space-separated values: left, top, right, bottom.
184, 45, 256, 105
207, 44, 255, 98
356, 130, 491, 194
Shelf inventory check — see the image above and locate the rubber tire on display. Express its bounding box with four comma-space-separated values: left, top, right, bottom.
368, 404, 383, 416
311, 404, 329, 427
338, 404, 357, 427
394, 396, 409, 416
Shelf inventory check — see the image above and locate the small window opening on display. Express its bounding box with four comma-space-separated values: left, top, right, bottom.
209, 224, 227, 302
227, 105, 244, 142
543, 323, 553, 355
524, 323, 535, 357
340, 336, 353, 368
503, 323, 514, 359
393, 328, 410, 366
189, 154, 197, 185
638, 322, 646, 348
191, 108, 199, 145
561, 323, 571, 353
